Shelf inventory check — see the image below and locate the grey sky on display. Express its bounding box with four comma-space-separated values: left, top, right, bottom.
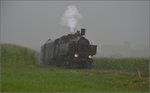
1, 1, 149, 57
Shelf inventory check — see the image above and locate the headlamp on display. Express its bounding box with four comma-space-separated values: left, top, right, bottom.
74, 54, 78, 57
88, 55, 92, 58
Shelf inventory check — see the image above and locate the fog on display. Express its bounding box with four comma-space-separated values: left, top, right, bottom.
1, 1, 149, 57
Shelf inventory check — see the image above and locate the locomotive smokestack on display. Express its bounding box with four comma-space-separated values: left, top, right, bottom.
81, 28, 86, 36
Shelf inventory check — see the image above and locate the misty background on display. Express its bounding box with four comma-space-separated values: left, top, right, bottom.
1, 1, 149, 57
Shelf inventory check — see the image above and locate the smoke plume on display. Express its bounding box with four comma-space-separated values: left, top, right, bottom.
62, 5, 82, 32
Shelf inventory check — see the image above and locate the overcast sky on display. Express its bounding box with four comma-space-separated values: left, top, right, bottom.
1, 1, 149, 56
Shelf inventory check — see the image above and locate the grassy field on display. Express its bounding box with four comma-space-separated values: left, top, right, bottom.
1, 43, 149, 92
1, 65, 149, 92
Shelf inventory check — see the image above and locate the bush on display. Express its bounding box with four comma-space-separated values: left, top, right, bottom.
1, 43, 38, 66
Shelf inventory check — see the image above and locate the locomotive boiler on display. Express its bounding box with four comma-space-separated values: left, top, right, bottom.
41, 28, 97, 68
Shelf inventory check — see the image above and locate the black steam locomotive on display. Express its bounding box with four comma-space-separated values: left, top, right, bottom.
41, 28, 97, 68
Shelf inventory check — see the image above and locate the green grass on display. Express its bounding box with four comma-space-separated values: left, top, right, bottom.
1, 65, 149, 92
1, 43, 149, 92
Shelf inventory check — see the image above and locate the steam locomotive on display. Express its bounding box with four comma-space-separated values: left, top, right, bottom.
41, 28, 97, 68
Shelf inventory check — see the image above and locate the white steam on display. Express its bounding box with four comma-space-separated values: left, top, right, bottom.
62, 5, 82, 32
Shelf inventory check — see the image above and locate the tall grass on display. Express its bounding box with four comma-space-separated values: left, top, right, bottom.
1, 43, 38, 66
94, 57, 149, 76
